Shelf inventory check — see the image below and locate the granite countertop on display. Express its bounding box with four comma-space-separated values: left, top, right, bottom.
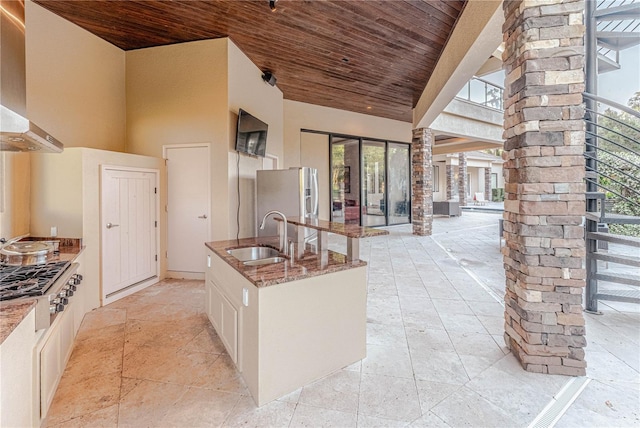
0, 245, 84, 345
206, 236, 367, 288
278, 217, 390, 239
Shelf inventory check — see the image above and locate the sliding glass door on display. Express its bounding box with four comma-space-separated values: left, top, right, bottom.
330, 135, 410, 227
388, 143, 410, 224
330, 138, 360, 224
362, 141, 386, 227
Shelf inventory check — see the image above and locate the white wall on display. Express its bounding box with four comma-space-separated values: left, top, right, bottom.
0, 153, 30, 239
30, 148, 165, 310
126, 38, 231, 240
26, 2, 126, 152
283, 100, 412, 169
228, 42, 284, 238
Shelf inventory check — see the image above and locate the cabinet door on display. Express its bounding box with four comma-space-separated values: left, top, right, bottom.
207, 280, 223, 331
40, 328, 61, 416
220, 294, 238, 364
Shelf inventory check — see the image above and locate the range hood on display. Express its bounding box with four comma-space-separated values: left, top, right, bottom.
1, 0, 63, 153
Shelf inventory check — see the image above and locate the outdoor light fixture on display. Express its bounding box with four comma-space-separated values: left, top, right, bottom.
269, 0, 277, 12
262, 71, 277, 86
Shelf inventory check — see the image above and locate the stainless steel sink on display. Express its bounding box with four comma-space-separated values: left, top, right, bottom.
227, 246, 280, 262
243, 256, 287, 266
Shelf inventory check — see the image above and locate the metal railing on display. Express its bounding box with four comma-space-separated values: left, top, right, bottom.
455, 77, 504, 111
583, 92, 640, 210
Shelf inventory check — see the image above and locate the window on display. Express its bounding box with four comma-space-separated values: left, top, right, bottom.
433, 165, 439, 192
491, 173, 498, 189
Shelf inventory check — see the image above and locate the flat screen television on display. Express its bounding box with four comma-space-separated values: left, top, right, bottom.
235, 109, 268, 157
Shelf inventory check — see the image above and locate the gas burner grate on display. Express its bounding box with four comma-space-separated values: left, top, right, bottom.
0, 261, 71, 301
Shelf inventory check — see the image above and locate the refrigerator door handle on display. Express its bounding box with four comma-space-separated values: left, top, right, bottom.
312, 169, 319, 218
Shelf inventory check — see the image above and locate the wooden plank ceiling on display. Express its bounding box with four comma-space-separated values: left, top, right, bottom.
33, 0, 466, 122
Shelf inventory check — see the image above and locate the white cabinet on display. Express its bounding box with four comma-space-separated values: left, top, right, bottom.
39, 298, 76, 420
205, 260, 239, 364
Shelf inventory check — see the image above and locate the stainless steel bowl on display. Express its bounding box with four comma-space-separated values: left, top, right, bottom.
0, 241, 55, 265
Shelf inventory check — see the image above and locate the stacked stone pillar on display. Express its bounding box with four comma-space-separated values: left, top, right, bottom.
485, 168, 492, 201
412, 128, 433, 236
458, 152, 468, 206
502, 0, 587, 375
446, 165, 455, 200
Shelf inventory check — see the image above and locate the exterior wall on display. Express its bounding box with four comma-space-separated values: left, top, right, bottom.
430, 98, 504, 144
26, 2, 126, 152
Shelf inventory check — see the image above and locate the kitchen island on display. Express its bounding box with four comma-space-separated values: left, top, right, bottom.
204, 221, 387, 406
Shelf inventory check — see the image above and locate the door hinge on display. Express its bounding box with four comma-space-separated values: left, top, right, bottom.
155, 254, 158, 261
154, 220, 157, 227
154, 187, 157, 194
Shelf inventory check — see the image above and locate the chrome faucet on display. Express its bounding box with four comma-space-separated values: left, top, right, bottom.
259, 210, 288, 256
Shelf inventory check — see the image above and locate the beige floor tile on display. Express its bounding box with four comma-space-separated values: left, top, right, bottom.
430, 386, 518, 427
193, 353, 250, 394
224, 395, 296, 427
124, 314, 208, 349
63, 341, 123, 380
122, 345, 220, 385
180, 321, 227, 354
77, 307, 127, 332
118, 378, 188, 427
414, 380, 461, 413
298, 370, 361, 413
74, 319, 126, 345
358, 373, 422, 422
361, 343, 414, 378
159, 387, 242, 427
410, 350, 470, 385
406, 327, 454, 354
44, 403, 119, 428
357, 413, 409, 427
45, 373, 122, 426
367, 322, 408, 347
290, 403, 357, 428
407, 411, 451, 427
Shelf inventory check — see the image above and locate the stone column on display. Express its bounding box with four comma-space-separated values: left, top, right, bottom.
412, 128, 433, 236
446, 164, 455, 200
458, 152, 467, 206
485, 167, 492, 201
502, 0, 587, 375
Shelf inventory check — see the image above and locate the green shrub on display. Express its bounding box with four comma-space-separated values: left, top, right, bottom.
598, 151, 640, 237
492, 188, 505, 202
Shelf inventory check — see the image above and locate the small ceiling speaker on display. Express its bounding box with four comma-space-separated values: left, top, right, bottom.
262, 71, 277, 86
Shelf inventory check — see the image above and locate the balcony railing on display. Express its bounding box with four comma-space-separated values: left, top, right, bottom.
456, 77, 504, 111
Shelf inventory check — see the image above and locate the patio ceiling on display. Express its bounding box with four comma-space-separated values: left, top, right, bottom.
33, 0, 467, 123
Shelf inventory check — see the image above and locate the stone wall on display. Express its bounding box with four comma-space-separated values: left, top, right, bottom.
412, 128, 433, 236
446, 164, 454, 200
458, 152, 468, 206
485, 167, 492, 201
502, 0, 587, 376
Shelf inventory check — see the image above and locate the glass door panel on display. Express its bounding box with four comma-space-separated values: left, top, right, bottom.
362, 141, 386, 227
388, 143, 410, 225
330, 138, 360, 225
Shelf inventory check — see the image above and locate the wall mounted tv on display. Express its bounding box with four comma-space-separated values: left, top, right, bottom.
235, 109, 268, 157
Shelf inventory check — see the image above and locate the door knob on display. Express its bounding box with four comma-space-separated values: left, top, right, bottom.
198, 214, 208, 219
106, 223, 119, 229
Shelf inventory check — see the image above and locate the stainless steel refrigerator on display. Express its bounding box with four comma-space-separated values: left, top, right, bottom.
256, 167, 319, 237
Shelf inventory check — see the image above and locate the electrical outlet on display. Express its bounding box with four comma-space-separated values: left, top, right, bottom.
50, 226, 57, 237
243, 288, 249, 306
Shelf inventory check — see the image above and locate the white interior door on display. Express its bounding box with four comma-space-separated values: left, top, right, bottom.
165, 144, 210, 274
101, 167, 158, 298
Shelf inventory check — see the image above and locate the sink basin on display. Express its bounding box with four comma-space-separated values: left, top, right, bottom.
243, 256, 287, 266
227, 246, 280, 262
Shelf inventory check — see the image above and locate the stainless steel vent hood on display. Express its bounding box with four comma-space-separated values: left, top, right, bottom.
1, 0, 63, 153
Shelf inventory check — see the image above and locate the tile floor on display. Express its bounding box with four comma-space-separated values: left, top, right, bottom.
44, 212, 639, 427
